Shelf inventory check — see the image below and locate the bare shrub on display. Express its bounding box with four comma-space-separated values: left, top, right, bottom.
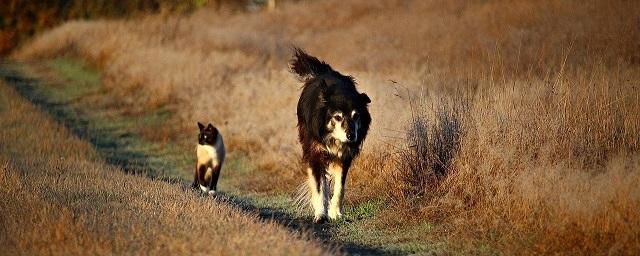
389, 93, 465, 202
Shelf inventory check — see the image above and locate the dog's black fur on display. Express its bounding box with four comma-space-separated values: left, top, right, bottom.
291, 48, 371, 223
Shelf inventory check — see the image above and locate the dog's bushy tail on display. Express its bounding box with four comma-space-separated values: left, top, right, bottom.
293, 182, 311, 212
290, 47, 333, 81
292, 177, 333, 213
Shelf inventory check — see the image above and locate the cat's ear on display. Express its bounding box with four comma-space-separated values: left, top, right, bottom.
198, 122, 205, 131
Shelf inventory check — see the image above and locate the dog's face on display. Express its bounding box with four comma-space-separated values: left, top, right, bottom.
321, 78, 371, 144
326, 110, 362, 143
198, 122, 218, 145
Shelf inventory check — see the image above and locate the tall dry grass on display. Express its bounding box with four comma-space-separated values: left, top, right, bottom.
0, 82, 325, 255
13, 0, 640, 253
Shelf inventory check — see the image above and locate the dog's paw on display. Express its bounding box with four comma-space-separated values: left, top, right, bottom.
328, 209, 343, 220
313, 215, 328, 224
208, 190, 216, 196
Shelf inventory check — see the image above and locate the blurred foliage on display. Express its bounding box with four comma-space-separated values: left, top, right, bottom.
0, 0, 250, 56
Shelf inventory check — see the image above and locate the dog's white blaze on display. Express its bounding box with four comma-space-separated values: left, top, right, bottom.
328, 163, 344, 219
327, 111, 348, 143
331, 126, 348, 142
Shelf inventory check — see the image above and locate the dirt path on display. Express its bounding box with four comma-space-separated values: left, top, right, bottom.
0, 62, 397, 255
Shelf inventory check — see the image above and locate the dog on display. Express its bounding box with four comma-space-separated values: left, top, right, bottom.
193, 122, 225, 196
290, 48, 372, 223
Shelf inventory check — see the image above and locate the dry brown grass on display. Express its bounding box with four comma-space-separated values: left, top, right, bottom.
13, 0, 640, 253
0, 82, 325, 255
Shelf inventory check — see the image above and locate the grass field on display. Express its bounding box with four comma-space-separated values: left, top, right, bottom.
5, 0, 640, 254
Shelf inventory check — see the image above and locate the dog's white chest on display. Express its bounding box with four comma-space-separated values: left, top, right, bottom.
326, 141, 344, 158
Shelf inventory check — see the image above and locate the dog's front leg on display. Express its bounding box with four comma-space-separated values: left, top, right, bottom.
307, 167, 328, 223
328, 163, 345, 220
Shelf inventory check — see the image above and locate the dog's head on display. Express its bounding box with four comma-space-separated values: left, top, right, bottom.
291, 48, 372, 145
197, 122, 218, 145
321, 80, 371, 144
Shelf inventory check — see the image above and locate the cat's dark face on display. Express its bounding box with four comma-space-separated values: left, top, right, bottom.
198, 122, 218, 145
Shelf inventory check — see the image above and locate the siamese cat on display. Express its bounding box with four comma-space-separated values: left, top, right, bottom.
193, 122, 225, 195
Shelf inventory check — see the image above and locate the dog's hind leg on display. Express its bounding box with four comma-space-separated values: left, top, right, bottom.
328, 163, 345, 220
307, 167, 327, 223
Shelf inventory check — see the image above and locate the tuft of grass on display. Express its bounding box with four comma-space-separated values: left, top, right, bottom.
345, 199, 384, 220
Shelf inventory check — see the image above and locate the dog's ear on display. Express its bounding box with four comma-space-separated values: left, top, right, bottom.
207, 123, 214, 130
198, 122, 205, 131
359, 93, 371, 104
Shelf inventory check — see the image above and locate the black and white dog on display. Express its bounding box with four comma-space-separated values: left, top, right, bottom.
290, 48, 372, 223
